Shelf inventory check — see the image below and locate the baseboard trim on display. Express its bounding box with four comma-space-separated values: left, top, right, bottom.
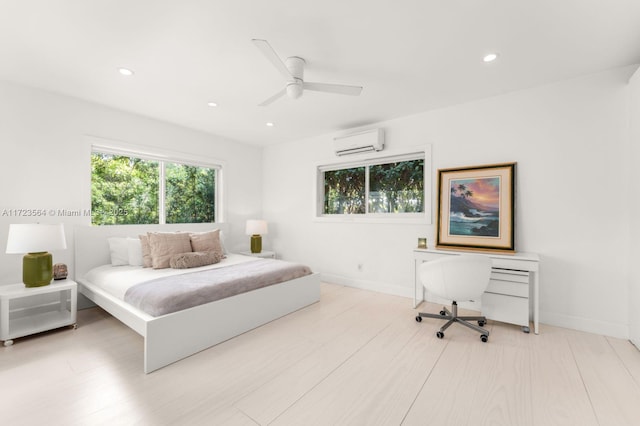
320, 273, 413, 299
540, 310, 629, 339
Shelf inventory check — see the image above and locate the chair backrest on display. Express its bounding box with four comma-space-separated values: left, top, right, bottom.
419, 255, 492, 301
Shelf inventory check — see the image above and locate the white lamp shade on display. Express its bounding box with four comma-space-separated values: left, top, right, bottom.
6, 223, 67, 254
245, 220, 268, 235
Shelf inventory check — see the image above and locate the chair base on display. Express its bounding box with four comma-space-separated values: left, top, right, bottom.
416, 301, 489, 342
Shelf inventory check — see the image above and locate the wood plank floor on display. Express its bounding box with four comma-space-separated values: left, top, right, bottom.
2, 283, 640, 425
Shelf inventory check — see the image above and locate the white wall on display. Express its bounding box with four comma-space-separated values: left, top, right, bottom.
263, 65, 636, 338
0, 81, 263, 287
629, 67, 640, 347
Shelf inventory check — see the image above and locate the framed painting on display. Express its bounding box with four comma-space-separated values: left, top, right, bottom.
435, 162, 516, 253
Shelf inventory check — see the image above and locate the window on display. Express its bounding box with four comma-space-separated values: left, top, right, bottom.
165, 162, 216, 223
368, 159, 424, 214
317, 149, 430, 222
323, 167, 365, 214
91, 150, 220, 225
91, 153, 159, 225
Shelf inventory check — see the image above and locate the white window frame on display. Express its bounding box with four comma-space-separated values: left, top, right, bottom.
89, 137, 225, 225
314, 145, 432, 224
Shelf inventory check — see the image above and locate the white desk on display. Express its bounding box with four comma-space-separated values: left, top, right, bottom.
413, 249, 540, 334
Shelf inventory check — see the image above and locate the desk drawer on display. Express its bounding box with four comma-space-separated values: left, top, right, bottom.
482, 292, 529, 327
486, 269, 530, 298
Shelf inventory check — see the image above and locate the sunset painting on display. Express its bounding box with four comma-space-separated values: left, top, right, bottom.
449, 177, 500, 237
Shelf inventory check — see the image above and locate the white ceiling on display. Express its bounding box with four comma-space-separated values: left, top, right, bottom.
1, 0, 639, 146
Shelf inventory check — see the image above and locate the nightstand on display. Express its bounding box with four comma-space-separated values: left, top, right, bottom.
0, 279, 77, 346
239, 250, 276, 259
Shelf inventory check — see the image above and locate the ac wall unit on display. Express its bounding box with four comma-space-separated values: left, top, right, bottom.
334, 128, 384, 156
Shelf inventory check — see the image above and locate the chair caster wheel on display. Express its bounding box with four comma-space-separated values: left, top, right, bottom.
439, 310, 447, 316
436, 331, 444, 339
481, 335, 488, 342
478, 320, 485, 327
415, 316, 422, 322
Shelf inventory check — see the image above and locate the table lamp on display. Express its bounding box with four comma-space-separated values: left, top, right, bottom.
245, 220, 268, 253
6, 223, 67, 287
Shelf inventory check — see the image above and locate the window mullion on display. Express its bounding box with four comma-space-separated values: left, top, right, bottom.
364, 166, 370, 215
159, 161, 166, 224
214, 169, 220, 223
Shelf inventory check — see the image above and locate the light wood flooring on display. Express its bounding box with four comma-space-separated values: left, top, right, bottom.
2, 283, 640, 425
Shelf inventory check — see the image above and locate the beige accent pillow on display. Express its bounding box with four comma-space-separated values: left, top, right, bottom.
147, 232, 192, 269
189, 229, 224, 259
139, 234, 152, 268
170, 251, 222, 269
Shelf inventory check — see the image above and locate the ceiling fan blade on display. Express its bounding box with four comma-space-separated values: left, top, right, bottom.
258, 87, 287, 106
252, 39, 292, 81
304, 82, 363, 96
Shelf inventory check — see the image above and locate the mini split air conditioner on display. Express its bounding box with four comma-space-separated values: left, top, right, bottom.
334, 129, 384, 156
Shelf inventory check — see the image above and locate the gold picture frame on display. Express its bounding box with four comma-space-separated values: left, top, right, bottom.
435, 162, 516, 253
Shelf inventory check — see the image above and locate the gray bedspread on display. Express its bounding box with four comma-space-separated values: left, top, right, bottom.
124, 259, 312, 317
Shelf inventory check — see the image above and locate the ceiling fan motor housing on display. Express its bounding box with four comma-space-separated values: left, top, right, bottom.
285, 56, 305, 79
285, 56, 305, 99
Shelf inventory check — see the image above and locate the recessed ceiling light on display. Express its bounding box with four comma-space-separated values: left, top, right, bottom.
266, 122, 274, 127
483, 53, 499, 63
118, 67, 134, 76
207, 102, 218, 107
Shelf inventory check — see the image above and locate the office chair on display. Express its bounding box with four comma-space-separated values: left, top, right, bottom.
415, 255, 492, 342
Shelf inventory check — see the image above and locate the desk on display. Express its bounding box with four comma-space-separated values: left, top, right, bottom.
413, 249, 540, 334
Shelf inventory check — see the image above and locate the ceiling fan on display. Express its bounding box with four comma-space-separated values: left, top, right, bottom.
252, 39, 363, 106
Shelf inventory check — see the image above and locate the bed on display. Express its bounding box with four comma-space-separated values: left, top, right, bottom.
74, 223, 320, 373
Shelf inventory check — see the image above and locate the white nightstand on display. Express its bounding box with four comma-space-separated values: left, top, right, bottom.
0, 279, 77, 346
239, 250, 276, 259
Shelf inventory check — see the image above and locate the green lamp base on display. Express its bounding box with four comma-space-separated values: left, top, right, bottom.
250, 235, 262, 253
23, 252, 53, 287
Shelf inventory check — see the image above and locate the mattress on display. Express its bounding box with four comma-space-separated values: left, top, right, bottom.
84, 253, 255, 300
83, 253, 312, 316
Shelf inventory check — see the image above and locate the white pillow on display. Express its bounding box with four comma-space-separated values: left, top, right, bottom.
127, 237, 143, 266
107, 237, 129, 266
219, 230, 229, 255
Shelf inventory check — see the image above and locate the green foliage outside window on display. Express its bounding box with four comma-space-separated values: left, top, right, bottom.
324, 167, 365, 214
369, 159, 424, 213
323, 158, 424, 215
91, 154, 159, 225
91, 153, 216, 225
165, 163, 216, 223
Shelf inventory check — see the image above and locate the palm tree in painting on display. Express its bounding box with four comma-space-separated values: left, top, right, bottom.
453, 184, 474, 199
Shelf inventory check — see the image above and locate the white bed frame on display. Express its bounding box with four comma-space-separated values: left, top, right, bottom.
74, 224, 320, 373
